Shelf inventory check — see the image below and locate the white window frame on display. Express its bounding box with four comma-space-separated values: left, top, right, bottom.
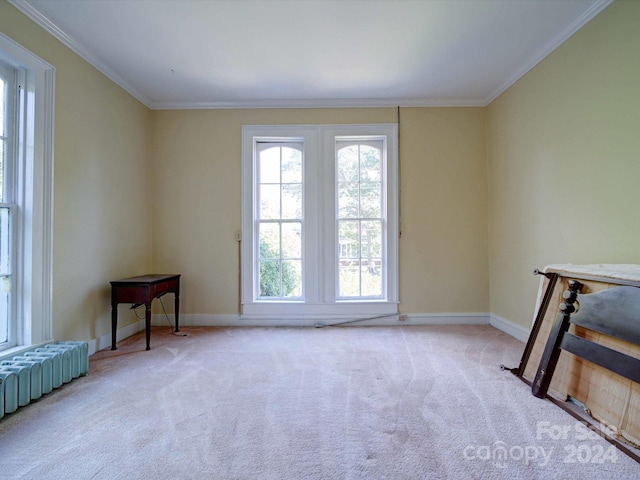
0, 32, 54, 354
0, 58, 18, 348
254, 139, 306, 300
241, 124, 398, 320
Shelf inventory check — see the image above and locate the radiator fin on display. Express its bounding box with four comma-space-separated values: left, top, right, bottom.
14, 355, 53, 395
0, 370, 19, 415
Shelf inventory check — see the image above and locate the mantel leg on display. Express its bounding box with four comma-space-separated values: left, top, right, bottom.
145, 303, 152, 351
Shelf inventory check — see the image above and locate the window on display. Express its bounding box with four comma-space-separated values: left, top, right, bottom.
0, 33, 54, 354
242, 124, 398, 319
336, 138, 385, 299
256, 141, 304, 299
0, 59, 16, 346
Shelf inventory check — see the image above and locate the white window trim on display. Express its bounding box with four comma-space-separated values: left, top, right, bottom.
322, 125, 399, 305
0, 32, 54, 353
241, 124, 398, 320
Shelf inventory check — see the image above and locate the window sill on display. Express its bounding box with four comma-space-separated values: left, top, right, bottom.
0, 341, 50, 362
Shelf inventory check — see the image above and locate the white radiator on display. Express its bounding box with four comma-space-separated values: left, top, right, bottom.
0, 341, 88, 419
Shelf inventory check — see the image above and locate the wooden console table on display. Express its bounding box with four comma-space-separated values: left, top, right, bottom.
110, 274, 181, 351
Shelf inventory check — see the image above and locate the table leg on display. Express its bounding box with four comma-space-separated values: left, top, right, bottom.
145, 303, 152, 351
111, 303, 118, 350
175, 293, 180, 333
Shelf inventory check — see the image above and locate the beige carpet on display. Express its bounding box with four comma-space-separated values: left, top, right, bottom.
0, 325, 637, 479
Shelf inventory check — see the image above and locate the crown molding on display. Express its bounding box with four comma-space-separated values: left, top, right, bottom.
148, 96, 486, 110
483, 0, 614, 105
6, 0, 486, 110
9, 0, 613, 111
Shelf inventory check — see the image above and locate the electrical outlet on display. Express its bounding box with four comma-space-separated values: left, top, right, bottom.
398, 314, 408, 321
235, 231, 242, 241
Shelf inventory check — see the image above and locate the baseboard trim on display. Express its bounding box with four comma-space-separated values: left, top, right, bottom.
490, 314, 530, 343
88, 313, 529, 355
150, 312, 491, 328
401, 313, 490, 326
92, 319, 145, 355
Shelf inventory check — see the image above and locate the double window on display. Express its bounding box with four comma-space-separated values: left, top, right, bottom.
242, 124, 398, 318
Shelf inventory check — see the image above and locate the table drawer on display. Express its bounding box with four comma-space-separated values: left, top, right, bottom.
114, 286, 149, 304
151, 279, 179, 297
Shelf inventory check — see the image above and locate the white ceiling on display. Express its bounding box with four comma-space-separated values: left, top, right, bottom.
10, 0, 612, 109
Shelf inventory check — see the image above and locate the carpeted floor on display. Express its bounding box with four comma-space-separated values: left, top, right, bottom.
0, 325, 638, 479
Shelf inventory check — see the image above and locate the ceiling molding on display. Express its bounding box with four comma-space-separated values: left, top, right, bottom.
8, 0, 153, 108
482, 0, 614, 105
148, 97, 487, 111
9, 0, 613, 111
8, 0, 480, 111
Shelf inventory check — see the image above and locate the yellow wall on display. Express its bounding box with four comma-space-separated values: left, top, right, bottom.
0, 1, 152, 342
150, 107, 489, 315
2, 0, 489, 350
399, 108, 488, 313
487, 0, 640, 328
8, 0, 634, 345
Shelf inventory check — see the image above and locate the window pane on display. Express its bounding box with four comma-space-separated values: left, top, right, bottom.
339, 260, 360, 297
259, 260, 281, 297
259, 146, 280, 184
281, 147, 302, 183
281, 222, 301, 258
281, 184, 302, 219
259, 184, 280, 219
282, 260, 302, 297
337, 145, 359, 182
361, 220, 382, 258
360, 182, 381, 218
338, 221, 359, 259
259, 223, 280, 258
360, 144, 381, 181
361, 261, 382, 297
338, 183, 359, 218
